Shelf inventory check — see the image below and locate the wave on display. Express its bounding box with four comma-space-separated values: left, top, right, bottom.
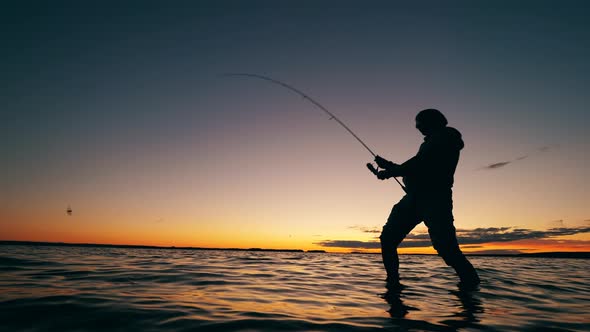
0, 245, 588, 332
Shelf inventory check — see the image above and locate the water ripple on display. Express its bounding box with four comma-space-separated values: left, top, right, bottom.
0, 246, 588, 331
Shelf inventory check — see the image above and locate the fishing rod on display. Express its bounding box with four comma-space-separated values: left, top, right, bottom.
223, 73, 406, 192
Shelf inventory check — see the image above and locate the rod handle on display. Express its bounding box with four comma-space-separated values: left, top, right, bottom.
367, 163, 379, 175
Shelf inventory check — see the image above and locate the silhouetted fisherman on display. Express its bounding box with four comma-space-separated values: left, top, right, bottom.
372, 109, 480, 289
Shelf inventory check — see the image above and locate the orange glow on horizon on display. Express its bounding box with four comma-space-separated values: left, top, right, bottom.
2, 211, 589, 254
2, 227, 589, 255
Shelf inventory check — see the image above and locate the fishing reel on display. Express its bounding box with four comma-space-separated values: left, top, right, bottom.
366, 163, 379, 176
367, 162, 407, 193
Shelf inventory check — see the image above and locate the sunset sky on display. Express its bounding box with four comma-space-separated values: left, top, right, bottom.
2, 1, 589, 254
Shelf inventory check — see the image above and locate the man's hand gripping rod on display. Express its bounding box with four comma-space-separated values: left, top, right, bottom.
367, 163, 407, 193
367, 163, 380, 176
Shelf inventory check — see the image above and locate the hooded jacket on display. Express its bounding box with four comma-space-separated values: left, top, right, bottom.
397, 127, 464, 193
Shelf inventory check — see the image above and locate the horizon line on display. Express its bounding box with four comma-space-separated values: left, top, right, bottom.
1, 240, 589, 258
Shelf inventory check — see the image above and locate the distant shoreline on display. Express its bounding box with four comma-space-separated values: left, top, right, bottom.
0, 240, 314, 253
1, 240, 588, 258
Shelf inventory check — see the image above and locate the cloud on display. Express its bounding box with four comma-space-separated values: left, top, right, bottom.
348, 225, 381, 233
480, 144, 557, 170
481, 161, 511, 170
453, 226, 590, 244
315, 226, 590, 249
465, 249, 526, 255
538, 144, 559, 152
316, 240, 381, 249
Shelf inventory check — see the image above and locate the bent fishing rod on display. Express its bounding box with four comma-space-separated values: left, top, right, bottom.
223, 73, 407, 193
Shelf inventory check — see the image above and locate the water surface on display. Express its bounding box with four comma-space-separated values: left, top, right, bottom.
0, 245, 588, 331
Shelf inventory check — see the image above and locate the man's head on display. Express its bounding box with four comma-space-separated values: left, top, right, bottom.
415, 109, 448, 136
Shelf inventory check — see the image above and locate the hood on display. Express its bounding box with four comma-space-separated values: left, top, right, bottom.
425, 126, 464, 150
445, 127, 464, 150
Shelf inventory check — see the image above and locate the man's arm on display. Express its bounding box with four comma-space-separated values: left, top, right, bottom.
398, 155, 420, 175
397, 134, 451, 175
374, 155, 396, 169
374, 155, 403, 177
374, 145, 432, 178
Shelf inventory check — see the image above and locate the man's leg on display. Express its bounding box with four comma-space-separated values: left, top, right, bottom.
425, 215, 480, 286
380, 195, 420, 285
421, 193, 479, 286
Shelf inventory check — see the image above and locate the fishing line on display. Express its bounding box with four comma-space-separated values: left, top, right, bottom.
223, 73, 406, 192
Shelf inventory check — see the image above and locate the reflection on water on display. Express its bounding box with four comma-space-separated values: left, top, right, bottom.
0, 245, 588, 331
383, 286, 484, 331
